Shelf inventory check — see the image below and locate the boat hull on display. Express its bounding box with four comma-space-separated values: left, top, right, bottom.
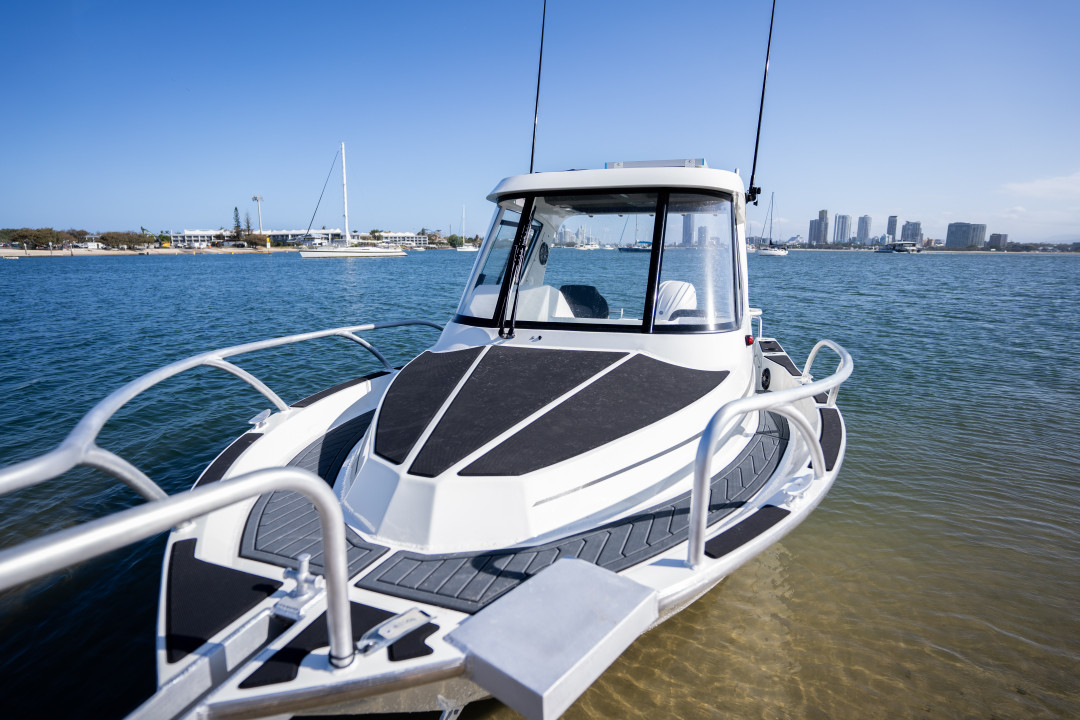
300, 247, 407, 258
148, 335, 845, 719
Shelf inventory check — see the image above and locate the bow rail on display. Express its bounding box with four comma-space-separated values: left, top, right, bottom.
688, 339, 852, 568
0, 320, 441, 501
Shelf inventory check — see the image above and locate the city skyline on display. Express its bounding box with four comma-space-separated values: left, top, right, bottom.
2, 1, 1078, 243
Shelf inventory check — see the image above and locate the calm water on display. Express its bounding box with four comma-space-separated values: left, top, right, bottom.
1, 250, 1078, 719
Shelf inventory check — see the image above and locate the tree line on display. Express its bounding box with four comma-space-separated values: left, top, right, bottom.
0, 227, 171, 249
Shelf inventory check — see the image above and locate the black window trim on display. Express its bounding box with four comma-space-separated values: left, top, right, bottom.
452, 186, 741, 335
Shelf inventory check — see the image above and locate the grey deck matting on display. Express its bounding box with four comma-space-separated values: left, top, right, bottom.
240, 411, 388, 575
356, 411, 789, 613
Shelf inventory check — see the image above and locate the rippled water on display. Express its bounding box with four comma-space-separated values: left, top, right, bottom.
1, 250, 1078, 719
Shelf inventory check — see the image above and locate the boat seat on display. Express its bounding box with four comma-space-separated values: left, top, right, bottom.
559, 284, 609, 319
654, 281, 697, 323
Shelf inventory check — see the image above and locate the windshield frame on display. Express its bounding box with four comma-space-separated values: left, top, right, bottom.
453, 186, 742, 334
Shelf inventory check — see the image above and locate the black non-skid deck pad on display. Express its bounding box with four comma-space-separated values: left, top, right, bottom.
287, 411, 376, 486
766, 352, 801, 378
408, 347, 625, 477
375, 347, 483, 464
240, 410, 387, 575
461, 354, 729, 477
818, 407, 842, 472
237, 602, 438, 689
356, 412, 788, 614
193, 433, 262, 488
291, 372, 390, 409
166, 539, 282, 663
703, 505, 790, 559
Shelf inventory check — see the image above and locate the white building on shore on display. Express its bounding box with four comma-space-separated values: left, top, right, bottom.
168, 230, 216, 249
379, 232, 428, 248
165, 228, 430, 248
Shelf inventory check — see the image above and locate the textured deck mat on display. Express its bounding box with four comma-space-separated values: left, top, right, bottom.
240, 410, 388, 575
166, 539, 282, 663
356, 411, 789, 613
818, 406, 843, 472
237, 602, 437, 689
460, 354, 729, 477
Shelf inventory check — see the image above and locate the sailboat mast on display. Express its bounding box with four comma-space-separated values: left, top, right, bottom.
768, 192, 774, 242
341, 142, 350, 245
462, 204, 466, 246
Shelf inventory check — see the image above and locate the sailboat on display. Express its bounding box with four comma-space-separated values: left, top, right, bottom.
757, 192, 788, 257
456, 204, 478, 252
300, 144, 407, 259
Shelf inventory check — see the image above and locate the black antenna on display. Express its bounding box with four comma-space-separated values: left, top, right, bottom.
529, 0, 547, 174
747, 0, 776, 205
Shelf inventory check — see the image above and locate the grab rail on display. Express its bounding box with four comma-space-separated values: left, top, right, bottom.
0, 319, 442, 501
688, 339, 852, 568
0, 466, 359, 669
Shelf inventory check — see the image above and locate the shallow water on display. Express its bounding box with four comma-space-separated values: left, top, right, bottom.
1, 250, 1078, 718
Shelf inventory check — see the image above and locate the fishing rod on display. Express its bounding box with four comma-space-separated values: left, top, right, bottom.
747, 0, 777, 205
529, 0, 547, 173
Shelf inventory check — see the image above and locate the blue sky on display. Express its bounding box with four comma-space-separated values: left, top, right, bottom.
2, 0, 1078, 243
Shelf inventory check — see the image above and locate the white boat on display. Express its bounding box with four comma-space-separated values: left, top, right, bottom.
301, 143, 406, 259
301, 245, 407, 258
577, 242, 600, 250
756, 192, 787, 256
875, 241, 919, 254
456, 205, 478, 251
0, 161, 851, 720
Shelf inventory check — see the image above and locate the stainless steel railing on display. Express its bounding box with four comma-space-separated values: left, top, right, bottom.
0, 467, 358, 667
0, 319, 443, 669
687, 339, 852, 568
0, 320, 441, 500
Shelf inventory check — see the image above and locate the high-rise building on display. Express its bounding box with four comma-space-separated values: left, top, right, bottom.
682, 214, 695, 246
988, 233, 1008, 249
808, 209, 829, 246
857, 215, 872, 244
946, 222, 988, 249
901, 221, 922, 244
833, 215, 851, 244
887, 216, 898, 241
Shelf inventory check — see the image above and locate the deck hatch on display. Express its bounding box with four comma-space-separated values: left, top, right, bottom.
408, 347, 625, 477
460, 354, 729, 476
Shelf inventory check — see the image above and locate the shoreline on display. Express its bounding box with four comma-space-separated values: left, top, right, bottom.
3, 246, 1074, 259
0, 247, 300, 258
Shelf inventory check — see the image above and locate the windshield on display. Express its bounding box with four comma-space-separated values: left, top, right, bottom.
456, 189, 739, 333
